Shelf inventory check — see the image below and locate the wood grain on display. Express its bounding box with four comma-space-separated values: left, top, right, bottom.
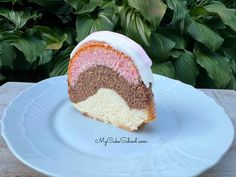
0, 82, 235, 177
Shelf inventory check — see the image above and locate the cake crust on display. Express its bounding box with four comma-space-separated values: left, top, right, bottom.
68, 39, 156, 131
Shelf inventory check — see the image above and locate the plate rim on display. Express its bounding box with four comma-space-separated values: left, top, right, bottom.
1, 76, 67, 177
1, 74, 235, 177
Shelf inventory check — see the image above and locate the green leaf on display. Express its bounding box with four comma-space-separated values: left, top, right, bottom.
76, 12, 115, 42
228, 73, 236, 89
50, 58, 68, 76
0, 73, 6, 81
152, 61, 175, 78
205, 2, 236, 32
230, 58, 236, 73
173, 50, 199, 85
64, 0, 84, 10
0, 8, 38, 29
170, 50, 181, 58
50, 46, 73, 77
38, 50, 52, 65
0, 0, 18, 3
43, 33, 67, 50
13, 52, 31, 70
148, 32, 175, 62
127, 0, 166, 27
12, 36, 46, 63
101, 1, 119, 26
223, 48, 236, 63
188, 21, 224, 52
223, 36, 236, 48
0, 43, 16, 69
29, 0, 64, 7
207, 18, 227, 30
194, 45, 231, 88
63, 27, 76, 45
77, 0, 103, 14
225, 48, 236, 89
166, 0, 188, 24
190, 6, 210, 18
120, 7, 151, 46
0, 30, 22, 43
156, 27, 187, 49
29, 0, 72, 23
28, 26, 68, 50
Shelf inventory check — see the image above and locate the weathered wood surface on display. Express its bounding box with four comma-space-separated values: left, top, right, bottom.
0, 82, 235, 177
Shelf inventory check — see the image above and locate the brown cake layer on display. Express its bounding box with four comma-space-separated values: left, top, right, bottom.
68, 65, 153, 109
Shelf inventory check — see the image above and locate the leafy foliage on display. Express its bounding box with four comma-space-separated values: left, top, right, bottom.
0, 0, 236, 89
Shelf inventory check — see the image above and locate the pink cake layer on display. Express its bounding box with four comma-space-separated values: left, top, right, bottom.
69, 42, 140, 87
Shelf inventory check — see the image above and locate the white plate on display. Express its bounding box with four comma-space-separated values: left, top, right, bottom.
1, 75, 234, 177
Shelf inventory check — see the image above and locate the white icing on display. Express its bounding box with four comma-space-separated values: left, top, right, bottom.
70, 31, 153, 87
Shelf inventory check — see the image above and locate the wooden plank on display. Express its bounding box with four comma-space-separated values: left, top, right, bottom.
0, 83, 235, 177
199, 89, 236, 177
0, 82, 45, 177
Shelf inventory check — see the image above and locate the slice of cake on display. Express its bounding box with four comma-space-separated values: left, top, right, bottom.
68, 31, 156, 131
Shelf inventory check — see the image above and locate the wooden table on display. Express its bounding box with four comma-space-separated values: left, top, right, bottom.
0, 82, 235, 177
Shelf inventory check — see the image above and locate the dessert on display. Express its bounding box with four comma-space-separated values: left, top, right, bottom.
68, 31, 156, 131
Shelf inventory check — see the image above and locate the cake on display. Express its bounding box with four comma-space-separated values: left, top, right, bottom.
68, 31, 156, 131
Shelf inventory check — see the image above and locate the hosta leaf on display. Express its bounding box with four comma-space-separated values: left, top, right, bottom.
13, 52, 31, 70
28, 26, 68, 50
0, 73, 6, 81
120, 7, 151, 46
0, 30, 22, 43
0, 8, 38, 29
194, 45, 231, 88
223, 36, 236, 48
50, 46, 73, 76
0, 16, 16, 30
152, 61, 175, 78
188, 21, 224, 52
102, 1, 119, 25
30, 0, 72, 24
0, 0, 18, 3
166, 0, 188, 24
156, 27, 187, 49
52, 4, 73, 24
63, 28, 76, 45
76, 12, 115, 42
228, 73, 236, 89
12, 36, 46, 63
0, 43, 16, 69
205, 2, 236, 32
148, 32, 175, 62
190, 6, 210, 18
207, 18, 227, 30
219, 28, 236, 38
50, 58, 68, 76
77, 0, 103, 14
38, 50, 52, 65
173, 50, 199, 85
230, 59, 236, 73
127, 0, 166, 27
223, 48, 236, 63
43, 33, 67, 50
170, 50, 181, 58
29, 0, 64, 7
64, 0, 84, 10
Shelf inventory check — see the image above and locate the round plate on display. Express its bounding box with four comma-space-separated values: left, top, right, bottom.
1, 75, 234, 177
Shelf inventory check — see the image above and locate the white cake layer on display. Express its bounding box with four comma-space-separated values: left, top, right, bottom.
73, 88, 148, 131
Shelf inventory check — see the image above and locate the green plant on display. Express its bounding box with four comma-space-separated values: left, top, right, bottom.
0, 0, 236, 89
